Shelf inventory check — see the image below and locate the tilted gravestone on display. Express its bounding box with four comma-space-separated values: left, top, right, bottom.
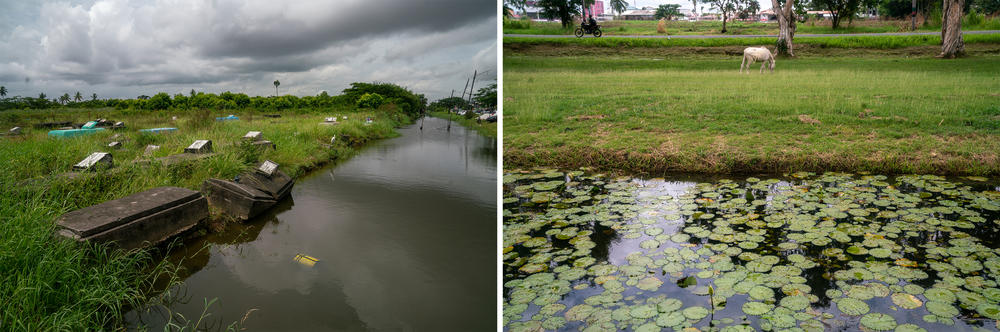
73, 152, 112, 171
325, 117, 337, 122
244, 131, 262, 141
9, 127, 22, 135
257, 160, 279, 177
184, 140, 213, 154
144, 145, 161, 156
201, 160, 293, 221
108, 141, 122, 149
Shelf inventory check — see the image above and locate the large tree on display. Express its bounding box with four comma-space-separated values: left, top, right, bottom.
91, 93, 97, 101
474, 84, 497, 109
0, 86, 6, 98
709, 0, 755, 32
73, 91, 82, 102
59, 93, 70, 105
656, 4, 684, 19
939, 0, 965, 58
537, 0, 583, 28
773, 0, 797, 56
812, 0, 861, 29
610, 0, 629, 17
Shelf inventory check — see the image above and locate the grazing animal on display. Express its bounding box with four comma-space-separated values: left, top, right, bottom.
740, 47, 775, 74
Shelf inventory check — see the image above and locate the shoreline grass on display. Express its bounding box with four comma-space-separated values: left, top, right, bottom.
503, 18, 1000, 36
0, 107, 411, 329
503, 54, 1000, 176
427, 111, 497, 138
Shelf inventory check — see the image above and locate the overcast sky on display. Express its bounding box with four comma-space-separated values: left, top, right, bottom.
0, 0, 497, 101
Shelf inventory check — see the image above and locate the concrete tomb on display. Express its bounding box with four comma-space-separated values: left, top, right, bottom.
201, 161, 293, 221
244, 131, 263, 141
144, 145, 161, 156
56, 186, 208, 249
252, 140, 276, 150
9, 127, 21, 135
73, 152, 113, 171
184, 140, 213, 154
108, 141, 122, 149
139, 127, 177, 134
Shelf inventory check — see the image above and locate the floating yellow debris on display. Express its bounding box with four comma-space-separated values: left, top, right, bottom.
895, 258, 918, 267
294, 254, 319, 267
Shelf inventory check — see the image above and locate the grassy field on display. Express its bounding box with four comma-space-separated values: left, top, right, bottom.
427, 111, 498, 138
503, 52, 1000, 175
0, 107, 408, 330
503, 17, 1000, 36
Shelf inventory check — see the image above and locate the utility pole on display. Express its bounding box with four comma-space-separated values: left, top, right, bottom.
461, 78, 470, 102
911, 0, 916, 30
467, 69, 478, 107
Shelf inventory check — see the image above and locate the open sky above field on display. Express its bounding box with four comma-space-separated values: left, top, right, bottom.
0, 0, 496, 100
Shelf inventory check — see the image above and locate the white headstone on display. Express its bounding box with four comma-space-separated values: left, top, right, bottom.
244, 131, 262, 141
113, 121, 124, 127
325, 117, 337, 122
342, 116, 347, 120
172, 116, 178, 121
9, 127, 21, 135
330, 136, 336, 144
144, 145, 160, 156
73, 152, 112, 171
184, 140, 213, 154
257, 160, 279, 177
108, 141, 121, 149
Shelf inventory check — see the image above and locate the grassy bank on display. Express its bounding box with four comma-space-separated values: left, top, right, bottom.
0, 107, 408, 329
505, 33, 1000, 49
503, 54, 1000, 175
503, 18, 1000, 36
427, 111, 497, 138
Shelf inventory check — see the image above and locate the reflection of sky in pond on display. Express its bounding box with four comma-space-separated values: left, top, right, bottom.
503, 172, 1000, 332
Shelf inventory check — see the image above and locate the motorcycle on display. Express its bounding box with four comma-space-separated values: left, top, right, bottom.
574, 23, 602, 38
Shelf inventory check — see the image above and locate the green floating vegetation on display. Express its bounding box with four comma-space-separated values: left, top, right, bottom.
503, 170, 1000, 330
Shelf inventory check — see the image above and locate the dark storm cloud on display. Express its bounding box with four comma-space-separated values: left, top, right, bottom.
0, 0, 497, 100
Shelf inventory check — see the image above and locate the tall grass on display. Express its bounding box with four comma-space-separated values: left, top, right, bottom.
0, 107, 410, 329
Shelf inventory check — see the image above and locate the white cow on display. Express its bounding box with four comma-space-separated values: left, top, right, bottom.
740, 47, 775, 74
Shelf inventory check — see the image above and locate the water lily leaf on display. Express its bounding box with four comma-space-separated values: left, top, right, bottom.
565, 304, 596, 321
749, 285, 775, 301
924, 288, 957, 303
682, 306, 710, 320
742, 301, 773, 316
541, 316, 567, 330
976, 303, 1000, 320
837, 298, 870, 316
677, 276, 697, 288
925, 301, 959, 317
655, 311, 686, 327
859, 313, 897, 331
780, 295, 810, 311
894, 323, 927, 332
630, 304, 659, 319
637, 276, 663, 291
658, 298, 683, 313
891, 293, 923, 309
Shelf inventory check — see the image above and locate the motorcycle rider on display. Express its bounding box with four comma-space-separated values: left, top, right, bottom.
587, 15, 597, 31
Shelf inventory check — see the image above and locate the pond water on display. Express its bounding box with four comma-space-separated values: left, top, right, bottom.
128, 116, 496, 330
503, 170, 1000, 332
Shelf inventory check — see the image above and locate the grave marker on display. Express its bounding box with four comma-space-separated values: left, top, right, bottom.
184, 140, 213, 154
108, 141, 122, 149
144, 145, 161, 156
244, 131, 263, 141
74, 152, 112, 171
257, 160, 279, 177
9, 127, 21, 135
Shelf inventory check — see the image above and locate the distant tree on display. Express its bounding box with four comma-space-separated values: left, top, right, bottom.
709, 0, 756, 32
147, 92, 172, 110
655, 4, 684, 19
504, 0, 526, 17
429, 97, 471, 111
0, 86, 6, 97
39, 92, 46, 100
273, 80, 280, 96
59, 93, 70, 105
473, 84, 497, 109
690, 0, 699, 16
610, 0, 629, 17
536, 0, 583, 28
812, 0, 861, 28
190, 89, 196, 97
740, 0, 761, 18
91, 93, 97, 101
73, 91, 82, 102
976, 0, 1000, 15
356, 93, 385, 109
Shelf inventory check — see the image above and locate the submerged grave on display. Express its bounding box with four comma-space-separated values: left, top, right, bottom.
201, 160, 293, 221
502, 170, 1000, 331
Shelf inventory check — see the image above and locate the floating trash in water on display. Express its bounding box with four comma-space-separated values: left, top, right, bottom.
293, 254, 319, 267
503, 169, 1000, 331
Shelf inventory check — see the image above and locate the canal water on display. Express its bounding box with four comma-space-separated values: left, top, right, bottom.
128, 116, 496, 330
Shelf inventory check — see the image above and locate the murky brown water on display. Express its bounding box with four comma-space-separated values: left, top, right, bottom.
128, 116, 496, 330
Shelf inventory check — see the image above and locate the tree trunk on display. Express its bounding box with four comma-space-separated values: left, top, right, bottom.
722, 13, 728, 33
831, 12, 841, 29
773, 0, 796, 56
938, 0, 964, 58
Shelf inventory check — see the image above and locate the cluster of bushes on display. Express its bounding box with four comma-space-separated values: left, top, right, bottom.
0, 82, 430, 118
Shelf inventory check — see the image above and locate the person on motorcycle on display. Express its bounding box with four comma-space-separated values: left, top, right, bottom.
587, 15, 597, 31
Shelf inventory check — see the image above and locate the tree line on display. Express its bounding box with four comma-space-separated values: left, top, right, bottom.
0, 82, 502, 120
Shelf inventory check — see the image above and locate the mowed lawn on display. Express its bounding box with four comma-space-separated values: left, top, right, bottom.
503, 54, 1000, 175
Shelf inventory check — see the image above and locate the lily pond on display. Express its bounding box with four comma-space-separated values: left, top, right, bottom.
502, 170, 1000, 332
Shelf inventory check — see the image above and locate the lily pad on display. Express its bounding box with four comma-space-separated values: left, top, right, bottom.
682, 306, 710, 320
891, 293, 923, 309
742, 301, 773, 316
860, 313, 897, 331
925, 301, 959, 317
837, 298, 870, 316
780, 295, 810, 311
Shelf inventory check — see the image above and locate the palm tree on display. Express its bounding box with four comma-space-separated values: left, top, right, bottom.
60, 93, 70, 105
39, 93, 46, 100
91, 93, 97, 101
0, 86, 7, 98
273, 80, 280, 96
610, 0, 628, 18
74, 91, 82, 102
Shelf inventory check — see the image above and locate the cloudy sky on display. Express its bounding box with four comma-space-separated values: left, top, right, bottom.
0, 0, 497, 101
